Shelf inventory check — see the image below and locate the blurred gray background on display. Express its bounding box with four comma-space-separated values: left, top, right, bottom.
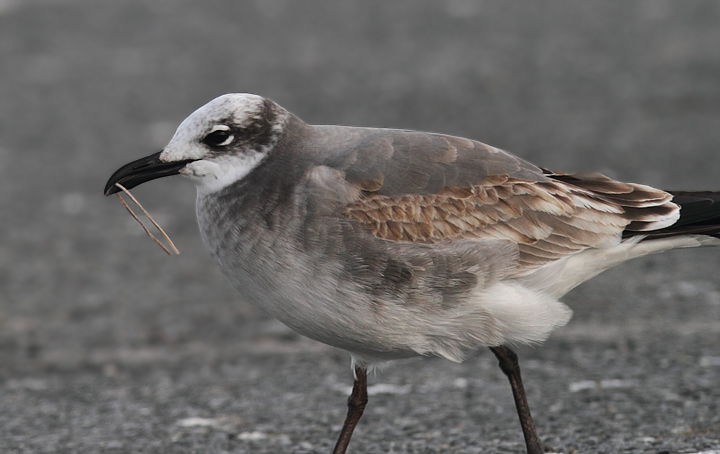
1, 1, 719, 453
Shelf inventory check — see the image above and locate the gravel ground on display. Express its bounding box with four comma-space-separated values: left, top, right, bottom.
1, 1, 720, 453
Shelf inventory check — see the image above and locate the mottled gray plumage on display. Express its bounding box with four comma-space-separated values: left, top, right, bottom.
193, 111, 566, 363
171, 95, 704, 365
104, 93, 720, 454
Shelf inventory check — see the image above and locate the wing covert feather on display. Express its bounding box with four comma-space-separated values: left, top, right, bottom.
323, 128, 549, 196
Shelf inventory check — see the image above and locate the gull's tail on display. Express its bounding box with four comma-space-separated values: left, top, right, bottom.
543, 171, 720, 241
623, 191, 720, 240
523, 176, 720, 298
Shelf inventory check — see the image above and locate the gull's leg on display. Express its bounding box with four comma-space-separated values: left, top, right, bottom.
489, 345, 545, 454
332, 366, 368, 454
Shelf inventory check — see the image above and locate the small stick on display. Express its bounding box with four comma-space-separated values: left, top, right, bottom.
115, 182, 180, 255
116, 193, 172, 255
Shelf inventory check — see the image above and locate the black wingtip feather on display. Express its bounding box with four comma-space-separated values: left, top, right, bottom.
623, 191, 720, 240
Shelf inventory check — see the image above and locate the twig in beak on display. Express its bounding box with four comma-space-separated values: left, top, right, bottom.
115, 183, 180, 255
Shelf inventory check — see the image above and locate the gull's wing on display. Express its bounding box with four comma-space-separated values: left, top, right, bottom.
331, 129, 679, 273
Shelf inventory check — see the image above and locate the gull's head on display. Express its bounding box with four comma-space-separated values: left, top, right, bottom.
104, 93, 289, 196
163, 94, 288, 193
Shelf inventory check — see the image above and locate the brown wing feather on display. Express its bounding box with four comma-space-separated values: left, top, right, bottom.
345, 178, 626, 270
344, 174, 679, 273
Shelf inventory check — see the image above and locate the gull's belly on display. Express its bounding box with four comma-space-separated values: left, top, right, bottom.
217, 255, 421, 360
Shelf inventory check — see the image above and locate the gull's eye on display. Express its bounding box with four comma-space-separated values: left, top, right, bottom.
203, 128, 234, 148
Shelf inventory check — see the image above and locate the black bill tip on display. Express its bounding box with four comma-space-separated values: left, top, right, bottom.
104, 151, 196, 196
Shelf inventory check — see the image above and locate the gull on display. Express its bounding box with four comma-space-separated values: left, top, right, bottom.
105, 93, 720, 454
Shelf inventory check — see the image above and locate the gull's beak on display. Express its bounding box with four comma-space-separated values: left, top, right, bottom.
104, 151, 196, 195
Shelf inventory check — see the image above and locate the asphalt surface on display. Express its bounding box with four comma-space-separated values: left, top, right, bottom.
1, 1, 720, 453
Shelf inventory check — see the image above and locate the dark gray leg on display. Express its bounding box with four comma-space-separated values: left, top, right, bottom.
332, 366, 368, 454
489, 345, 545, 454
